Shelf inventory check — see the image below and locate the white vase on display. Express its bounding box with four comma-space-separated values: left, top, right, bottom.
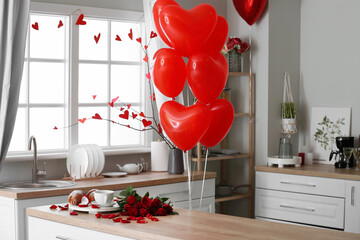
282, 118, 297, 134
151, 141, 169, 171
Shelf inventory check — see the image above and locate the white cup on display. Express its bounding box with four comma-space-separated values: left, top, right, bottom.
94, 190, 114, 206
306, 153, 313, 165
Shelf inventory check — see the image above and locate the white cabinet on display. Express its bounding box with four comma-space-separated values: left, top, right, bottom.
345, 181, 360, 233
28, 216, 132, 240
0, 196, 16, 240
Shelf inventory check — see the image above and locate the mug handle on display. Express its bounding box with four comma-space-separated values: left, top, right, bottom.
137, 163, 143, 172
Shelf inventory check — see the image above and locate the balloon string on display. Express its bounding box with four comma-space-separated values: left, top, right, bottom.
199, 148, 208, 210
249, 25, 252, 76
185, 151, 192, 210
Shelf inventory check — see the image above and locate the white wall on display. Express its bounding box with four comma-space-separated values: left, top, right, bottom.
299, 0, 360, 149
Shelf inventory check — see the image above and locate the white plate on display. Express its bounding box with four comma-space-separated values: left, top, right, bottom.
67, 145, 88, 179
93, 144, 105, 176
69, 203, 120, 214
84, 145, 94, 178
89, 145, 99, 177
102, 172, 127, 178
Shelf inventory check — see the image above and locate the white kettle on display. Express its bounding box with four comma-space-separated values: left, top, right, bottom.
116, 163, 143, 174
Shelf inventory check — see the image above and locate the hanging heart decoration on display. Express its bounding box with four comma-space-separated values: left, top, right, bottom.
132, 112, 138, 119
139, 112, 146, 118
32, 22, 39, 30
232, 0, 267, 26
53, 126, 58, 130
128, 29, 133, 40
142, 119, 152, 128
78, 118, 87, 124
150, 31, 157, 38
58, 20, 63, 28
76, 14, 87, 25
119, 110, 129, 120
108, 96, 119, 107
92, 113, 102, 120
136, 37, 142, 44
115, 35, 121, 41
94, 33, 101, 44
92, 95, 96, 100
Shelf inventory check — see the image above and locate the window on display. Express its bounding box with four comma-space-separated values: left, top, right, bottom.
8, 4, 147, 156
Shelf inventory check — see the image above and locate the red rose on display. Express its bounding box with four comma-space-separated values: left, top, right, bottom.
134, 202, 142, 209
162, 203, 173, 214
139, 208, 149, 217
156, 208, 167, 216
128, 207, 138, 217
149, 207, 157, 215
141, 196, 152, 208
124, 204, 132, 211
239, 42, 250, 53
151, 198, 161, 208
227, 37, 242, 51
127, 195, 137, 205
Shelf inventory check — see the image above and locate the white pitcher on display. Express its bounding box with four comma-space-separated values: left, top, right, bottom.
116, 163, 143, 174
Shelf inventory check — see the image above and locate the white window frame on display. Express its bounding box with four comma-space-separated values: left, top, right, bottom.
6, 3, 152, 161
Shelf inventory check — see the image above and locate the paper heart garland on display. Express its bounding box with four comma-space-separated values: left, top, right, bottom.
94, 33, 101, 44
115, 35, 121, 41
128, 29, 133, 40
142, 119, 152, 128
76, 14, 87, 25
152, 0, 180, 47
92, 113, 102, 120
159, 4, 217, 57
187, 52, 228, 103
136, 37, 142, 44
233, 0, 267, 26
160, 101, 211, 151
153, 48, 186, 98
132, 112, 138, 119
119, 110, 129, 120
200, 99, 234, 147
53, 126, 58, 130
150, 31, 157, 38
78, 118, 87, 124
92, 95, 96, 100
32, 22, 39, 30
139, 112, 145, 118
58, 20, 63, 28
108, 96, 119, 107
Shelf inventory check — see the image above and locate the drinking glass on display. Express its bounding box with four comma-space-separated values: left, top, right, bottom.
343, 147, 353, 170
353, 147, 359, 171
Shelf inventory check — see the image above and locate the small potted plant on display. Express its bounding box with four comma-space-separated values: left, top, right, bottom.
281, 73, 297, 134
221, 37, 250, 72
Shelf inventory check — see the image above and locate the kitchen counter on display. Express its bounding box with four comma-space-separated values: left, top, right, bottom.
0, 171, 216, 199
255, 164, 360, 181
27, 205, 360, 240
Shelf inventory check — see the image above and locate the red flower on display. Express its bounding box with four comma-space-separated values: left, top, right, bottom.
162, 203, 173, 214
128, 208, 139, 217
151, 198, 161, 208
134, 202, 142, 209
139, 208, 149, 217
141, 196, 152, 208
227, 37, 242, 51
127, 195, 137, 205
156, 208, 167, 216
238, 42, 250, 54
124, 204, 132, 211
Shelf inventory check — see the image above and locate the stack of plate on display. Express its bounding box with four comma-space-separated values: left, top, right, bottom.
66, 144, 105, 179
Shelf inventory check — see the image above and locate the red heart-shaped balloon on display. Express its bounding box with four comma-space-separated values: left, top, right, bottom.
159, 4, 217, 57
153, 48, 186, 98
153, 0, 179, 47
187, 52, 228, 104
198, 15, 228, 55
233, 0, 267, 26
160, 101, 211, 151
200, 99, 234, 147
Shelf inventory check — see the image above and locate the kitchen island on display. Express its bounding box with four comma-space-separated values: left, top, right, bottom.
27, 205, 360, 240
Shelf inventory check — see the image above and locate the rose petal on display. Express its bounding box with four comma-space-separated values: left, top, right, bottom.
137, 220, 147, 224
95, 213, 102, 218
113, 217, 122, 222
70, 211, 78, 216
91, 204, 100, 209
50, 205, 57, 209
121, 220, 130, 223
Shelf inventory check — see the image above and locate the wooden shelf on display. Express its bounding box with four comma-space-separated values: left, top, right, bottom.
215, 192, 251, 203
192, 153, 250, 162
228, 72, 250, 77
235, 112, 250, 117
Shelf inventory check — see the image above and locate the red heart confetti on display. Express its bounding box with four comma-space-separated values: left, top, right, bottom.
70, 211, 78, 216
152, 93, 156, 101
127, 104, 131, 109
136, 37, 142, 44
113, 217, 123, 222
94, 33, 101, 44
158, 124, 162, 134
142, 119, 152, 127
91, 204, 100, 209
139, 112, 145, 118
132, 112, 138, 119
126, 125, 130, 128
121, 220, 130, 223
95, 213, 102, 218
50, 205, 57, 209
58, 20, 63, 28
128, 28, 133, 40
78, 118, 86, 124
115, 35, 122, 41
92, 113, 102, 120
145, 73, 151, 81
143, 55, 148, 62
78, 204, 88, 208
93, 95, 96, 100
53, 126, 58, 130
120, 107, 124, 111
32, 22, 39, 30
119, 110, 129, 120
150, 31, 157, 38
76, 14, 86, 25
144, 45, 148, 50
108, 96, 119, 107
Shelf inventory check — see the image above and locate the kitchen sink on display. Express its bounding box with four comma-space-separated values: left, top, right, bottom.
0, 180, 75, 189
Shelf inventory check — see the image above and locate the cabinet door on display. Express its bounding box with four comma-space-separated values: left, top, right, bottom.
345, 181, 360, 233
0, 196, 16, 240
173, 197, 215, 213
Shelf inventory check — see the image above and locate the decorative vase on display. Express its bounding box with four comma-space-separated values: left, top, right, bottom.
151, 141, 169, 171
168, 148, 184, 174
281, 118, 297, 134
228, 50, 243, 72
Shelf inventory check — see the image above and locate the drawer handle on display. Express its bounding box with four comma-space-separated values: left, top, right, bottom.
56, 236, 70, 240
158, 190, 189, 197
280, 204, 315, 212
351, 186, 355, 206
280, 181, 316, 187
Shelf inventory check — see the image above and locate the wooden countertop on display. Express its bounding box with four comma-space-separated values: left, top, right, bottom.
0, 171, 216, 200
255, 164, 360, 180
27, 206, 360, 240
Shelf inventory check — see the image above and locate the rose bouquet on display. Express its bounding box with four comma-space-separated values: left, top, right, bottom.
117, 185, 178, 217
222, 37, 250, 55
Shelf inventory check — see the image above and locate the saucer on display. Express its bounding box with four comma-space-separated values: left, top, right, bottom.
69, 203, 120, 214
91, 201, 115, 207
102, 172, 127, 178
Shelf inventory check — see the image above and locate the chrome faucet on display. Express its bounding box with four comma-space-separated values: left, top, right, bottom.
28, 136, 46, 183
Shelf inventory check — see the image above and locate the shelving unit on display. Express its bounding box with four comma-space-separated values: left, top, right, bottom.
193, 72, 254, 217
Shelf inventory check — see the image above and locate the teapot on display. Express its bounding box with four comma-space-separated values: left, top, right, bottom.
116, 163, 143, 174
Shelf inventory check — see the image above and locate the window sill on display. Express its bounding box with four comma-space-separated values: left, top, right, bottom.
5, 147, 151, 162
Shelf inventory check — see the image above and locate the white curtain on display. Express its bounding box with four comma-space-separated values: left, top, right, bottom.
0, 0, 30, 167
